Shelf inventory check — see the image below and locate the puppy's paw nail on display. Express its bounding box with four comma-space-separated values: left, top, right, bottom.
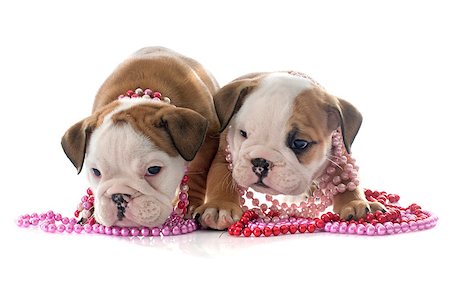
365, 207, 370, 214
193, 213, 201, 221
346, 214, 354, 221
381, 208, 387, 213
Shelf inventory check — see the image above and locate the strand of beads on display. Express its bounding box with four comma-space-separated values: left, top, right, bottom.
118, 87, 171, 104
17, 175, 198, 237
228, 188, 438, 237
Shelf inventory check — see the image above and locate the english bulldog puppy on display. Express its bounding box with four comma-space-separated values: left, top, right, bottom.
62, 47, 220, 228
193, 71, 385, 230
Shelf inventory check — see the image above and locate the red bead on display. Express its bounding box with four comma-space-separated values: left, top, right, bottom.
182, 175, 189, 184
374, 210, 383, 218
299, 224, 307, 233
243, 228, 252, 237
263, 227, 272, 237
315, 219, 325, 229
358, 218, 366, 224
86, 188, 93, 196
280, 225, 289, 234
74, 210, 80, 218
240, 217, 249, 224
307, 224, 316, 233
321, 213, 330, 223
228, 227, 235, 235
126, 90, 134, 96
365, 213, 374, 221
253, 227, 262, 237
272, 226, 281, 236
233, 227, 242, 236
234, 222, 244, 229
378, 215, 387, 223
289, 225, 297, 234
153, 92, 162, 98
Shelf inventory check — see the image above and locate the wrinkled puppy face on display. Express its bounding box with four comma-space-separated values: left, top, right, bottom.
219, 72, 362, 196
62, 98, 208, 228
86, 117, 186, 227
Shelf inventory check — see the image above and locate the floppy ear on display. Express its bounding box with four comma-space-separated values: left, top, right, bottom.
326, 97, 363, 154
61, 117, 97, 174
159, 107, 209, 161
214, 74, 263, 132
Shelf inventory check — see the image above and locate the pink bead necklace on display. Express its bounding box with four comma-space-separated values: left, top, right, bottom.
16, 88, 198, 237
227, 130, 438, 237
17, 174, 198, 237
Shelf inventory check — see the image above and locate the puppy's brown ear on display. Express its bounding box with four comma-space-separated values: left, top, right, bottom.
61, 117, 97, 174
326, 97, 363, 154
214, 74, 264, 132
160, 107, 208, 161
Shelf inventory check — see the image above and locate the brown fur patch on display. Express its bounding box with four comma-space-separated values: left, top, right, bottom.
287, 87, 335, 165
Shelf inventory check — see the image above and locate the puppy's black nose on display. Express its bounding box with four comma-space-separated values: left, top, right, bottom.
111, 194, 130, 221
251, 158, 271, 177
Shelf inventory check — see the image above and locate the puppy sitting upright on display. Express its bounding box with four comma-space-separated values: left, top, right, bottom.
62, 47, 220, 228
194, 71, 385, 230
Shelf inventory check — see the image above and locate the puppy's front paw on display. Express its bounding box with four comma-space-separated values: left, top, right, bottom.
335, 200, 386, 221
193, 201, 243, 230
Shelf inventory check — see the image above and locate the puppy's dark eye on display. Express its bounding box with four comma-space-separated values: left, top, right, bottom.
239, 130, 247, 138
291, 139, 309, 152
92, 168, 101, 177
146, 166, 161, 176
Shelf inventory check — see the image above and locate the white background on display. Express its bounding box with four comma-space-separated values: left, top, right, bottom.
1, 1, 449, 290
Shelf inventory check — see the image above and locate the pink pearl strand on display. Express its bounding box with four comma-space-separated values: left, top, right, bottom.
17, 174, 197, 236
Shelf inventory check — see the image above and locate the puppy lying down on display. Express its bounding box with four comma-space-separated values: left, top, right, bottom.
62, 47, 220, 228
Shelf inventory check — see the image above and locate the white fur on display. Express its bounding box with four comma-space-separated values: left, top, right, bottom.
227, 72, 328, 196
85, 100, 186, 227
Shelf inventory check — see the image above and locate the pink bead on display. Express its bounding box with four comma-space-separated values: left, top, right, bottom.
401, 222, 409, 232
46, 210, 55, 218
337, 184, 347, 193
356, 224, 366, 235
97, 225, 105, 234
376, 224, 386, 235
112, 227, 121, 236
54, 214, 62, 221
393, 223, 401, 233
144, 89, 153, 95
82, 202, 93, 210
47, 224, 56, 233
69, 218, 78, 225
74, 224, 83, 233
181, 225, 188, 234
347, 223, 357, 234
366, 225, 375, 236
409, 221, 418, 231
61, 217, 69, 224
16, 219, 24, 227
330, 223, 339, 233
130, 228, 140, 236
338, 223, 347, 233
385, 222, 394, 234
81, 195, 88, 202
66, 224, 74, 233
31, 218, 39, 226
84, 224, 93, 233
332, 176, 341, 185
347, 182, 357, 191
104, 226, 112, 235
57, 224, 66, 233
120, 228, 130, 236
172, 226, 181, 235
141, 227, 150, 236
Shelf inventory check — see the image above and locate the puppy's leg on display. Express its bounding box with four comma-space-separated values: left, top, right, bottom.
185, 134, 220, 216
332, 189, 386, 220
193, 141, 242, 230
